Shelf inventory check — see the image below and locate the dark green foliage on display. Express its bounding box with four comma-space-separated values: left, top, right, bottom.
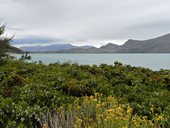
0, 59, 170, 127
0, 23, 12, 65
20, 52, 31, 60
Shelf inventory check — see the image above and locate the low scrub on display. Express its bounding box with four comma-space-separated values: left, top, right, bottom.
0, 59, 170, 127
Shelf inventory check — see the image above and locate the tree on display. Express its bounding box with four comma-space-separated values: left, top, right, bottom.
0, 23, 12, 64
20, 51, 31, 60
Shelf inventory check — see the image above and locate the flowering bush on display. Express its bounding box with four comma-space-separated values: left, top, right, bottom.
43, 94, 167, 128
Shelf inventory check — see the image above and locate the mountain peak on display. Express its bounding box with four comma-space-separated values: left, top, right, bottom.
100, 43, 118, 48
124, 39, 140, 46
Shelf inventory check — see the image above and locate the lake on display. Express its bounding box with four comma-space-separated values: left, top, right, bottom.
12, 53, 170, 70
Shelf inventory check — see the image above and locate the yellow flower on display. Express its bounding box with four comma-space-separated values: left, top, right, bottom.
156, 115, 163, 121
43, 123, 48, 128
142, 116, 147, 120
127, 106, 133, 115
148, 120, 154, 126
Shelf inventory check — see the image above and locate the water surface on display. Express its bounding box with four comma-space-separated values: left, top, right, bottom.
12, 53, 170, 70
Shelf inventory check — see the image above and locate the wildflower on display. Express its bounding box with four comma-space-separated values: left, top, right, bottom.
127, 107, 133, 115
43, 123, 48, 128
142, 116, 147, 120
156, 115, 163, 121
77, 118, 82, 123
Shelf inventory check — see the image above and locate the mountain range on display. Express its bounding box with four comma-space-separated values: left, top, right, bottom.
11, 38, 94, 52
20, 44, 94, 52
58, 33, 170, 53
11, 33, 170, 53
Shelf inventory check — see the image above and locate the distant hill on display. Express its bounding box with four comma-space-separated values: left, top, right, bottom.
7, 46, 23, 53
59, 34, 170, 53
12, 38, 94, 52
20, 44, 94, 52
20, 44, 77, 52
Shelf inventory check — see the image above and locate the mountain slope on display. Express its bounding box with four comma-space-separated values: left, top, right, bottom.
120, 34, 170, 53
58, 47, 98, 53
7, 46, 23, 53
59, 33, 170, 53
20, 44, 95, 52
20, 44, 77, 52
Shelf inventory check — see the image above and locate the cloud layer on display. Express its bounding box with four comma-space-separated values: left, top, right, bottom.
0, 0, 170, 46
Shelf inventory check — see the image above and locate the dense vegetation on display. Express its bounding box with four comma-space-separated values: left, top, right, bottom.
0, 58, 170, 128
0, 23, 11, 65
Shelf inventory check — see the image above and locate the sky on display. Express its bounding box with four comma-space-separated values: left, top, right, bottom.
0, 0, 170, 47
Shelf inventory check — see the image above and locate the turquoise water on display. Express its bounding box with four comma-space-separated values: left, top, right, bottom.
12, 53, 170, 70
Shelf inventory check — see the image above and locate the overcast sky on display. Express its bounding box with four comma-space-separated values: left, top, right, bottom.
0, 0, 170, 47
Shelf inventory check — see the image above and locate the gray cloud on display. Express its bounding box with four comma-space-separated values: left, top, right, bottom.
0, 0, 170, 46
